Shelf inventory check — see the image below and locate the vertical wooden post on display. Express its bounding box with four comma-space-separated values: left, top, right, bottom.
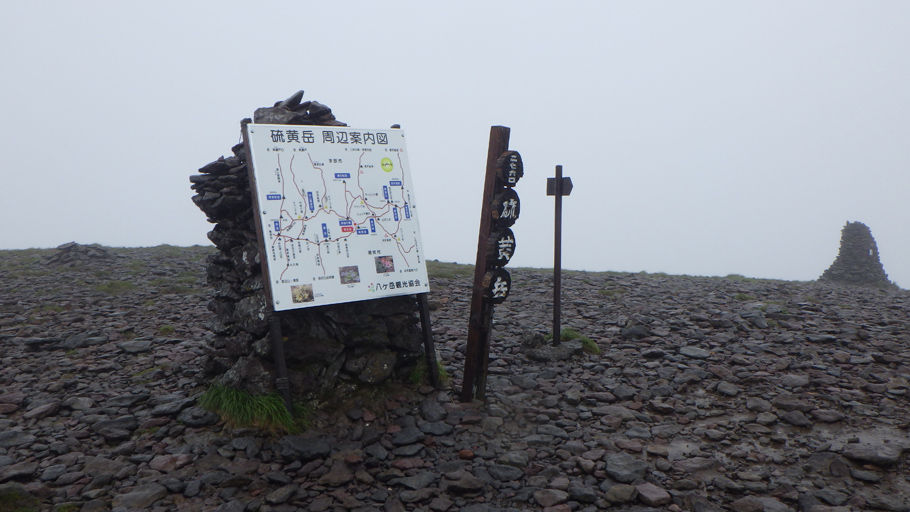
460, 126, 510, 402
552, 164, 563, 345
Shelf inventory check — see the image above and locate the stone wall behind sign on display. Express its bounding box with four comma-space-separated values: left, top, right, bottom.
819, 221, 895, 289
189, 91, 424, 396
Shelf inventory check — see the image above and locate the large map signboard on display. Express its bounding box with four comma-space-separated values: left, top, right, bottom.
245, 124, 430, 311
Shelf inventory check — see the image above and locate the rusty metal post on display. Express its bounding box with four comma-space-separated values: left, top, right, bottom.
268, 314, 293, 413
461, 126, 511, 402
417, 293, 440, 388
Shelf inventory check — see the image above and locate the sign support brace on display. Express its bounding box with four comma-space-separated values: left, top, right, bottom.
417, 293, 440, 388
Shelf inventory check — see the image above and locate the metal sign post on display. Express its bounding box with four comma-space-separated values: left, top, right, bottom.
546, 165, 572, 345
461, 126, 523, 402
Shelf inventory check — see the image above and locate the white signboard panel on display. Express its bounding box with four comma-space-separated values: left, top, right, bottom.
245, 124, 430, 311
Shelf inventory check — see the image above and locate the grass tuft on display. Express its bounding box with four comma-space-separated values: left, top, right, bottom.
0, 484, 41, 512
199, 384, 307, 433
408, 359, 451, 387
93, 280, 137, 295
426, 260, 474, 279
545, 328, 601, 354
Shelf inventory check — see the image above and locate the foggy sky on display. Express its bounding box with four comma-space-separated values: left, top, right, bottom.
2, 1, 908, 288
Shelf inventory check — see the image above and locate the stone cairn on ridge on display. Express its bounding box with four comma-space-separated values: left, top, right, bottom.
44, 242, 115, 267
819, 221, 895, 288
189, 91, 425, 397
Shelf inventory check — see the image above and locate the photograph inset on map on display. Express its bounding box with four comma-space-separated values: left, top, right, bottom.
375, 256, 395, 274
339, 265, 361, 285
291, 284, 314, 303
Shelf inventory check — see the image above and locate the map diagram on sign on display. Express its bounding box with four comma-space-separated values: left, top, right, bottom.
245, 124, 430, 311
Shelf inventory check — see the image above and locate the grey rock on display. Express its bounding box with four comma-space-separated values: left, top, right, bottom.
0, 462, 38, 482
91, 415, 138, 441
780, 410, 812, 427
393, 471, 437, 490
151, 397, 194, 416
106, 392, 149, 407
0, 430, 35, 448
420, 421, 453, 435
419, 398, 446, 422
781, 374, 810, 388
442, 472, 485, 496
604, 483, 638, 503
487, 464, 523, 482
39, 464, 67, 481
62, 396, 94, 410
277, 435, 332, 461
498, 451, 530, 467
265, 484, 298, 504
117, 339, 153, 353
177, 406, 219, 427
214, 500, 246, 512
534, 489, 569, 507
717, 381, 741, 396
568, 484, 598, 503
842, 443, 903, 467
814, 488, 848, 506
729, 496, 791, 512
537, 424, 569, 438
605, 452, 648, 483
636, 482, 671, 506
111, 483, 167, 509
680, 345, 711, 359
318, 459, 353, 486
392, 426, 424, 446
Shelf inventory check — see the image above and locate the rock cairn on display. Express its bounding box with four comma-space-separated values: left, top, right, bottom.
44, 242, 114, 267
819, 221, 895, 288
189, 91, 424, 397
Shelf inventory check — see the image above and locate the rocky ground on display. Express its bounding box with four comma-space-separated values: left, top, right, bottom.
1, 245, 908, 512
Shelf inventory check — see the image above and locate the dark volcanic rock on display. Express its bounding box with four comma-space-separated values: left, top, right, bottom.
1, 245, 909, 511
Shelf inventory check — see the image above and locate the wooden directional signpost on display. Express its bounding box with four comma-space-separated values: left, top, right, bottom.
547, 165, 573, 345
461, 126, 523, 402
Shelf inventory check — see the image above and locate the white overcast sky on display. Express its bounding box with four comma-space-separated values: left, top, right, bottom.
2, 1, 908, 288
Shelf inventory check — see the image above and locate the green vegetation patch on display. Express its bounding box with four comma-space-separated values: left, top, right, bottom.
200, 384, 307, 433
0, 483, 41, 512
546, 328, 601, 355
150, 275, 202, 295
426, 260, 474, 279
733, 292, 755, 301
93, 280, 137, 295
599, 286, 625, 298
409, 359, 451, 387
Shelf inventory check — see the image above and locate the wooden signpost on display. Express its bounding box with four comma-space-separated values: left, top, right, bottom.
547, 165, 572, 345
461, 126, 523, 402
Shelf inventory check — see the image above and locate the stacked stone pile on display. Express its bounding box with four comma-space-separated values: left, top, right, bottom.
1, 247, 909, 511
820, 221, 895, 288
189, 91, 425, 396
44, 242, 115, 267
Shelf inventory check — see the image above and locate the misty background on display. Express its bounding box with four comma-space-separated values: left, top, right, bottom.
2, 1, 908, 288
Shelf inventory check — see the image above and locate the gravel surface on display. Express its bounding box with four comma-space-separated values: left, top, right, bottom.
1, 245, 908, 512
